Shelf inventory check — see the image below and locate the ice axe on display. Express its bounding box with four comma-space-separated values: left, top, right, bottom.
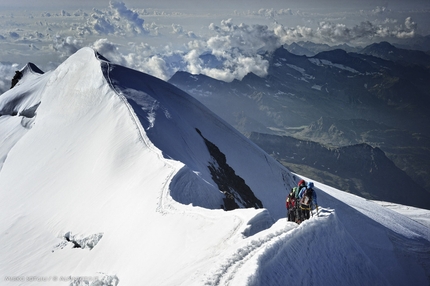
311, 203, 319, 217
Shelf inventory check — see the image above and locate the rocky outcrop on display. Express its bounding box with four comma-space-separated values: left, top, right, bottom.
197, 128, 263, 211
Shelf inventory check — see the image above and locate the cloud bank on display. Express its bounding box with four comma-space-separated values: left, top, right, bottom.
0, 1, 426, 86
274, 17, 417, 45
109, 1, 147, 34
0, 62, 20, 94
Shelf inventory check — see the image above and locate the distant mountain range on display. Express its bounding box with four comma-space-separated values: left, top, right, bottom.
249, 132, 430, 209
284, 36, 430, 56
169, 42, 430, 209
361, 41, 430, 67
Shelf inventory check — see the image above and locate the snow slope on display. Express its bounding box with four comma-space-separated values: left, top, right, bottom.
0, 48, 429, 285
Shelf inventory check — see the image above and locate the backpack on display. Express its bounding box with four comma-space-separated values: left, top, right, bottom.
286, 189, 296, 209
292, 186, 301, 199
301, 188, 313, 206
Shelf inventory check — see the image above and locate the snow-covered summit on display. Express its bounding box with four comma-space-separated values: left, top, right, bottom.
0, 47, 429, 285
1, 47, 292, 214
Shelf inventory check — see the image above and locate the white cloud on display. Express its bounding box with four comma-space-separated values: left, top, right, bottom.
51, 35, 83, 57
0, 62, 20, 94
91, 39, 176, 81
242, 8, 293, 18
109, 1, 147, 35
90, 12, 116, 35
85, 15, 419, 82
136, 55, 169, 80
404, 17, 417, 31
257, 8, 276, 18
92, 38, 126, 66
0, 2, 426, 86
274, 17, 418, 45
70, 2, 155, 37
73, 9, 88, 17
208, 19, 280, 54
86, 18, 277, 82
174, 19, 276, 81
171, 24, 183, 35
187, 31, 197, 38
60, 10, 71, 17
382, 18, 398, 25
256, 8, 293, 18
146, 22, 160, 36
372, 6, 388, 15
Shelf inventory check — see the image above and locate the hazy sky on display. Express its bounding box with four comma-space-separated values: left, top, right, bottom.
1, 0, 428, 9
0, 0, 429, 92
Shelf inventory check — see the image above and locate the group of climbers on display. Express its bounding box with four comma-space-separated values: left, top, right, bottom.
286, 179, 318, 224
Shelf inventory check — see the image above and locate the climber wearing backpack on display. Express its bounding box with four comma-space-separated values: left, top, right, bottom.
298, 182, 318, 221
294, 180, 307, 223
286, 189, 296, 222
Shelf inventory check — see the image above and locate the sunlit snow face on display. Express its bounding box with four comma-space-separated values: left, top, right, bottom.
0, 0, 429, 93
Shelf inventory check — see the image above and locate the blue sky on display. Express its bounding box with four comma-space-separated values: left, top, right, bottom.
0, 0, 429, 92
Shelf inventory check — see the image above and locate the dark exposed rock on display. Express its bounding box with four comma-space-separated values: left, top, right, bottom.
64, 232, 82, 248
196, 128, 263, 211
10, 70, 22, 89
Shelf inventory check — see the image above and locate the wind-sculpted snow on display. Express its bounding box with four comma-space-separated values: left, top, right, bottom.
203, 194, 430, 286
204, 209, 390, 286
0, 48, 429, 285
245, 210, 391, 286
0, 63, 48, 171
300, 176, 430, 286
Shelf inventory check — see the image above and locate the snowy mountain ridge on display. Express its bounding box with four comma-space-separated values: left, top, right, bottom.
0, 47, 429, 285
